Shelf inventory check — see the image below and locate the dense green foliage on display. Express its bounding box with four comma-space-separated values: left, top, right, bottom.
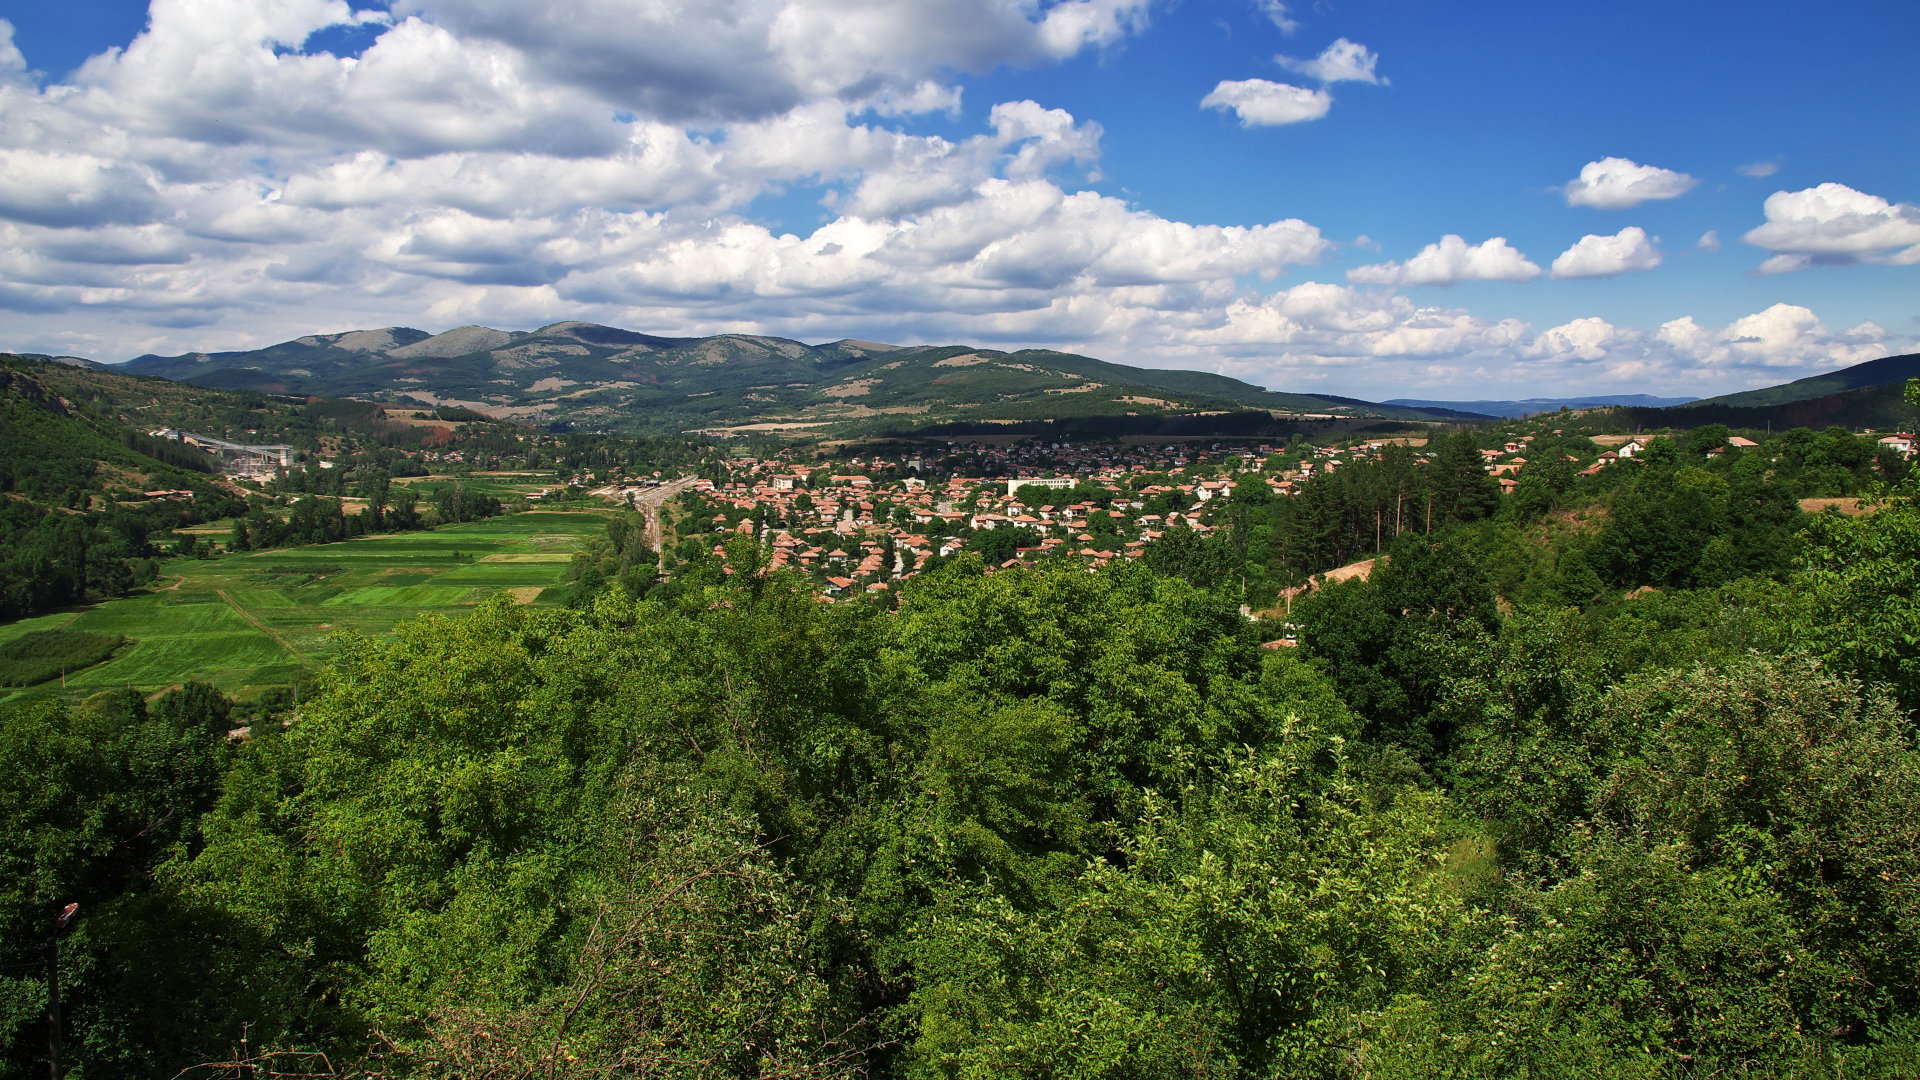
1230, 424, 1901, 605
5, 460, 1920, 1077
8, 386, 1920, 1076
0, 631, 126, 687
0, 362, 244, 620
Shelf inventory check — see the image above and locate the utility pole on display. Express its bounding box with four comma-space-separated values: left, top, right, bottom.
46, 903, 78, 1080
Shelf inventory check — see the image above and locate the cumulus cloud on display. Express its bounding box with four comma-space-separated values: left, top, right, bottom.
1277, 38, 1384, 85
0, 151, 165, 228
1207, 37, 1380, 132
1737, 161, 1779, 178
1034, 0, 1155, 58
1658, 304, 1889, 370
1550, 226, 1662, 279
0, 0, 1909, 403
1515, 304, 1896, 387
1743, 182, 1920, 273
393, 0, 1153, 123
1696, 230, 1720, 253
1348, 235, 1541, 286
1563, 156, 1699, 210
0, 19, 27, 84
1201, 79, 1331, 126
1194, 281, 1527, 361
1528, 316, 1620, 362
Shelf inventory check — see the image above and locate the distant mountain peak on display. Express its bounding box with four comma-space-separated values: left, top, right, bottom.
108, 321, 1453, 435
388, 325, 515, 359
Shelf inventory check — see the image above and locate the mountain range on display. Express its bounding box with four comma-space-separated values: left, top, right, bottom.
109, 322, 1443, 437
33, 323, 1917, 440
1383, 394, 1698, 418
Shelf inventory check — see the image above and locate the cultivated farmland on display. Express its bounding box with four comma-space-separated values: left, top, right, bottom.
0, 510, 609, 702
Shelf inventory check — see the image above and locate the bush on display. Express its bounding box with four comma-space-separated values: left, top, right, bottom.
0, 629, 126, 686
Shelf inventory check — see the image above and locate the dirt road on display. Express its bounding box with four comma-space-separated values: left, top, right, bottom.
593, 476, 700, 569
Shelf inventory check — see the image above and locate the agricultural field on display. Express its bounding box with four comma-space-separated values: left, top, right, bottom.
0, 510, 610, 703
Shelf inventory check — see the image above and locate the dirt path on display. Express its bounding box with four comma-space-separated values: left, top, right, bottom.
589, 476, 699, 568
216, 588, 310, 663
637, 478, 697, 558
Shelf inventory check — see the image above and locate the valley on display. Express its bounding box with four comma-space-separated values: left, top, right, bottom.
0, 511, 610, 702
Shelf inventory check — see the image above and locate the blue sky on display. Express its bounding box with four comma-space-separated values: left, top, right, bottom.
0, 0, 1914, 399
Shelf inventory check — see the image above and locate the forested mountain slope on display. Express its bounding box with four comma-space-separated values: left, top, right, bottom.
1686, 351, 1920, 409
1609, 378, 1920, 433
116, 321, 1444, 435
0, 357, 244, 618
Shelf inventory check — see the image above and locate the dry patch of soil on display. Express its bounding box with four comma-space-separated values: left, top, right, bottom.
1800, 497, 1880, 517
820, 379, 879, 398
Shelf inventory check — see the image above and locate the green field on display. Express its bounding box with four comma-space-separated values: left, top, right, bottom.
0, 510, 610, 702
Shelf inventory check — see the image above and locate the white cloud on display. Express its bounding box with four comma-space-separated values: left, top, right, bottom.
1277, 38, 1384, 85
1517, 304, 1896, 385
1743, 182, 1920, 272
1549, 226, 1662, 279
1348, 235, 1542, 286
1655, 304, 1890, 370
1201, 79, 1331, 126
1191, 282, 1528, 363
1563, 156, 1699, 210
1528, 316, 1621, 362
0, 151, 165, 228
1696, 230, 1720, 253
0, 19, 27, 84
393, 0, 1154, 123
1034, 0, 1155, 58
5, 222, 194, 266
1737, 161, 1779, 178
0, 0, 1908, 404
1253, 1, 1298, 33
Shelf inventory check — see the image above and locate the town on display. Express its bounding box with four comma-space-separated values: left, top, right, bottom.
577, 428, 1619, 599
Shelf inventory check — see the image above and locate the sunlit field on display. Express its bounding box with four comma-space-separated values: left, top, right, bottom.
0, 510, 608, 701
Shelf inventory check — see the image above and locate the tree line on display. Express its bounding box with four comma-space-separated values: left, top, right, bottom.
4, 440, 1920, 1073
3, 390, 1918, 1077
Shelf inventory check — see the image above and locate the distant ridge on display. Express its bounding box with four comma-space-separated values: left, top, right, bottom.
7, 353, 108, 371
110, 322, 1456, 436
1385, 394, 1696, 418
1680, 352, 1920, 410
1599, 352, 1920, 432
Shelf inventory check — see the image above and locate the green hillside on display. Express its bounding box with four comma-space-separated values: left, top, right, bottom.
117, 322, 1444, 436
0, 357, 245, 620
1603, 379, 1920, 433
1686, 351, 1920, 409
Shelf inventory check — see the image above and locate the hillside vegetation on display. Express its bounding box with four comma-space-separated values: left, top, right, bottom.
1685, 351, 1920, 409
6, 387, 1920, 1076
117, 321, 1441, 436
0, 358, 245, 620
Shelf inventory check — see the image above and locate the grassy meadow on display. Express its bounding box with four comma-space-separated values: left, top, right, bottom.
0, 510, 609, 703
